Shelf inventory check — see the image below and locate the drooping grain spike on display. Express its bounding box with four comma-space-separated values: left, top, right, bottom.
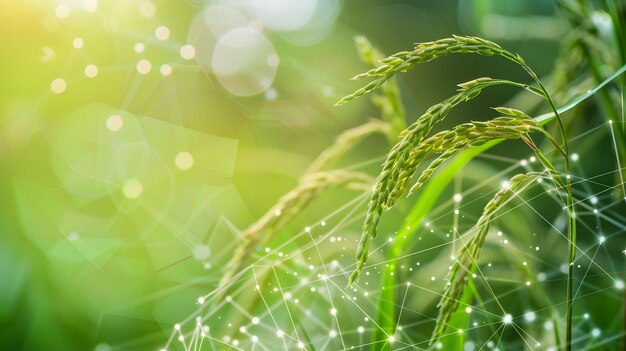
337, 36, 526, 105
354, 36, 406, 135
215, 170, 374, 304
430, 172, 538, 343
305, 119, 391, 175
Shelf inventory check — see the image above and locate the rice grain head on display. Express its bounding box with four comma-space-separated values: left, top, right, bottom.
335, 36, 524, 106
350, 113, 545, 284
430, 172, 538, 343
216, 170, 374, 303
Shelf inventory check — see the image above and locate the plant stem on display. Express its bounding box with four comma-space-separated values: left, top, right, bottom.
519, 61, 576, 351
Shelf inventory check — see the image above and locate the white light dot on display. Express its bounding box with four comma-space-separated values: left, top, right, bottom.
155, 25, 170, 40
83, 0, 98, 12
251, 335, 258, 343
524, 311, 536, 322
193, 245, 211, 261
197, 297, 205, 304
73, 37, 84, 49
122, 179, 143, 199
137, 59, 152, 74
139, 0, 156, 18
106, 115, 123, 131
175, 151, 194, 170
160, 64, 172, 76
599, 236, 606, 244
252, 317, 260, 324
592, 328, 601, 337
264, 88, 277, 100
501, 181, 510, 189
180, 44, 196, 60
529, 156, 536, 162
465, 307, 472, 313
571, 153, 579, 161
51, 78, 66, 94
297, 342, 304, 349
330, 308, 337, 316
503, 314, 513, 324
55, 4, 70, 19
388, 336, 395, 343
357, 326, 364, 334
68, 231, 79, 241
267, 53, 280, 67
174, 324, 180, 330
453, 193, 463, 203
134, 42, 145, 53
616, 280, 625, 290
329, 330, 337, 338
276, 330, 284, 338
84, 64, 98, 78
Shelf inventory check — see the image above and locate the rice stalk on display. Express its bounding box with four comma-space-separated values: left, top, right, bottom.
355, 79, 542, 279
305, 119, 391, 175
215, 170, 373, 303
350, 111, 558, 285
430, 173, 539, 343
367, 61, 626, 351
335, 35, 526, 106
354, 36, 406, 135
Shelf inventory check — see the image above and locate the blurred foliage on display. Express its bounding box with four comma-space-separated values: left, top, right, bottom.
1, 0, 626, 350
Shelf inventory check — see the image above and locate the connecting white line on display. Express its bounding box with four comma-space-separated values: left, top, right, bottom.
608, 120, 626, 203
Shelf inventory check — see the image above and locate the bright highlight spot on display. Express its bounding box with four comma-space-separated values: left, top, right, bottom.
503, 314, 513, 324
175, 151, 194, 170
84, 64, 98, 78
73, 37, 84, 49
137, 59, 152, 74
155, 25, 170, 40
106, 115, 123, 131
122, 179, 143, 199
51, 79, 66, 94
180, 44, 196, 60
83, 0, 98, 12
55, 4, 70, 19
160, 64, 172, 76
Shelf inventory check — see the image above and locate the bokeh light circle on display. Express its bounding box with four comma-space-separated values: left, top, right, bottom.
252, 0, 317, 31
211, 27, 277, 96
187, 5, 248, 72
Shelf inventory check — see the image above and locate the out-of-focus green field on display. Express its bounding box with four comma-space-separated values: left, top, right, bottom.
2, 1, 625, 350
